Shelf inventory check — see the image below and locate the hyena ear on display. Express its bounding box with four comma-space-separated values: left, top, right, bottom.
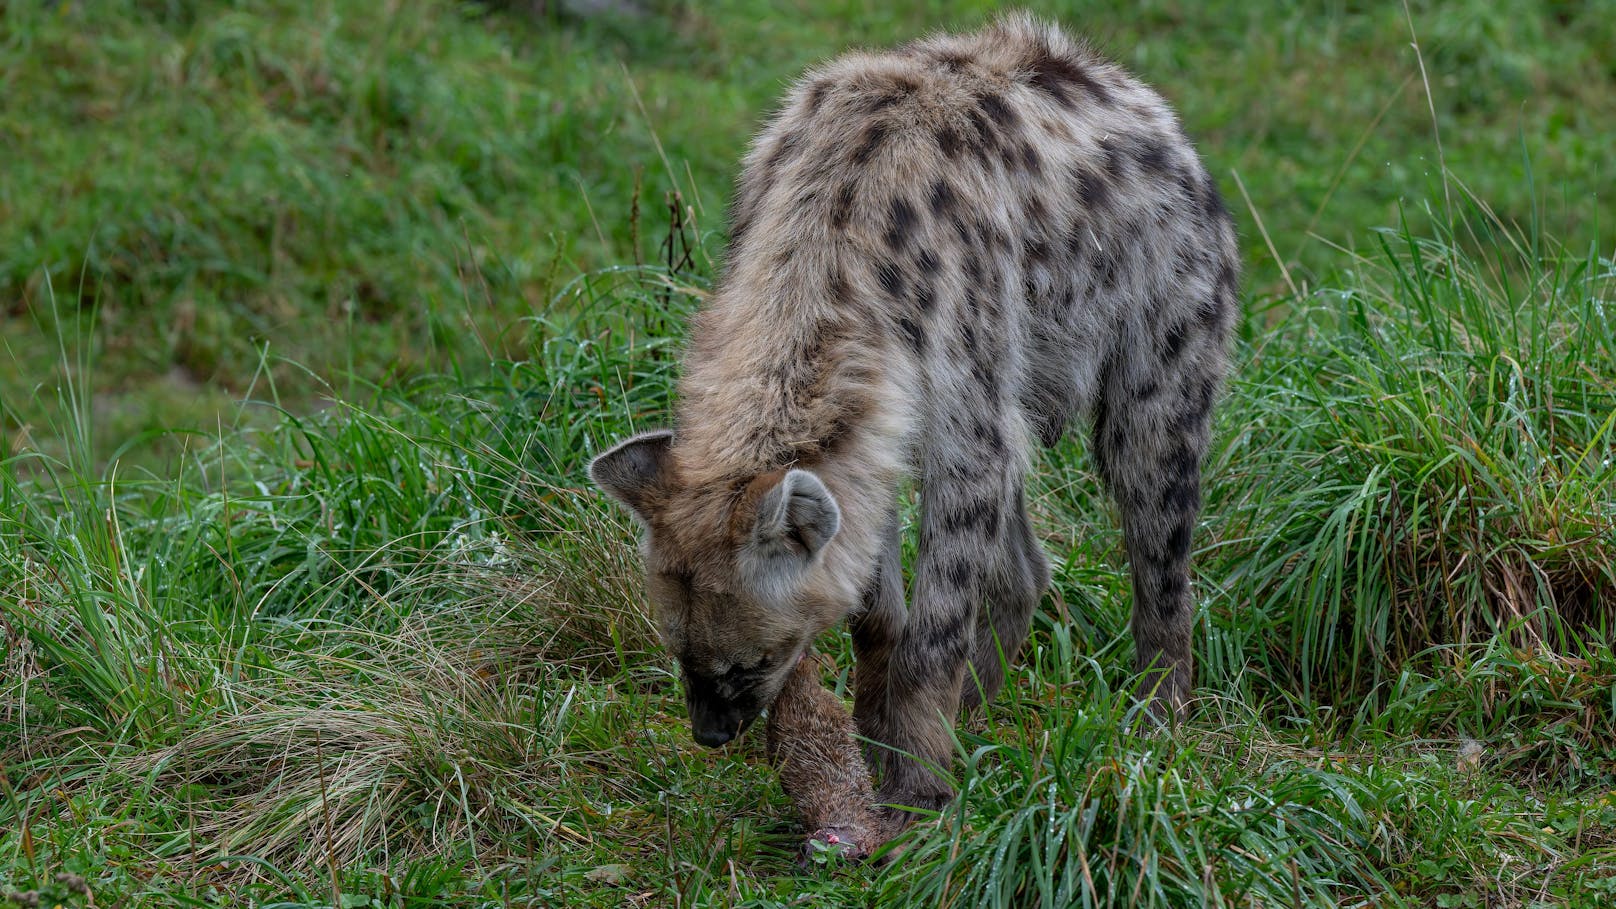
743, 469, 841, 594
588, 430, 675, 523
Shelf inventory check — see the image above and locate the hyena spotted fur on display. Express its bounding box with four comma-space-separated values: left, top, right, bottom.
591, 14, 1239, 824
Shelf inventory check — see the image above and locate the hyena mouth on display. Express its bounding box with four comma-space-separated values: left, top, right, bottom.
685, 676, 767, 748
691, 708, 759, 748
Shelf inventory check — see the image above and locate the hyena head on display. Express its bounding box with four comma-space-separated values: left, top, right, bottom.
589, 430, 844, 748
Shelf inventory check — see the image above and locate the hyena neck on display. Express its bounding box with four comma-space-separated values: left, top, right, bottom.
672, 282, 912, 614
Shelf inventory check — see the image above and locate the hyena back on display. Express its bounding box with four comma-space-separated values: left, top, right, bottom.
591, 14, 1239, 822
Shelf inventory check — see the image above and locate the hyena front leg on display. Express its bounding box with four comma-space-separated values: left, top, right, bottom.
850, 514, 905, 769
960, 482, 1049, 711
1093, 338, 1224, 720
873, 461, 1014, 826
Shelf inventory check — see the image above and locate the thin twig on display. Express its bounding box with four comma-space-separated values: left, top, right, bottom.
1231, 168, 1300, 301
315, 728, 343, 909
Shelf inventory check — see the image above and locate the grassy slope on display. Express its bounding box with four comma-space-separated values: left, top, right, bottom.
3, 0, 1612, 462
3, 1, 1616, 907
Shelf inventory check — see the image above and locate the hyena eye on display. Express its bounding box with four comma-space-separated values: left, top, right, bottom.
718, 655, 769, 682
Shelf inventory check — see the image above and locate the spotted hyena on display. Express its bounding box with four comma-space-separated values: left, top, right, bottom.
590, 13, 1239, 826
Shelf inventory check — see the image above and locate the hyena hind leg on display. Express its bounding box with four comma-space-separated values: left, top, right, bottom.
1093, 352, 1223, 721
960, 485, 1050, 712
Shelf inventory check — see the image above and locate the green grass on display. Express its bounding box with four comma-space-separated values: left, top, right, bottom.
3, 0, 1613, 464
4, 1, 1616, 906
4, 211, 1614, 905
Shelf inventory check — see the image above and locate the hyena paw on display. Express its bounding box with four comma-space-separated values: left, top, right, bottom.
874, 785, 952, 837
1129, 670, 1191, 729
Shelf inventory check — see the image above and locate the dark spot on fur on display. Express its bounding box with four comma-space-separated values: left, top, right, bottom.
1160, 447, 1201, 514
1215, 261, 1239, 305
916, 248, 941, 275
1170, 443, 1202, 478
1064, 220, 1089, 258
1099, 138, 1126, 180
886, 196, 917, 251
974, 219, 1005, 252
929, 179, 957, 215
1090, 355, 1119, 482
852, 124, 889, 166
972, 419, 1006, 454
945, 558, 975, 589
933, 50, 970, 71
728, 210, 754, 247
1176, 378, 1218, 431
1075, 169, 1111, 210
970, 358, 996, 389
964, 254, 984, 286
804, 81, 830, 114
919, 609, 971, 659
876, 260, 905, 298
1022, 193, 1048, 224
951, 214, 972, 246
898, 317, 924, 354
1026, 47, 1115, 108
1018, 143, 1043, 174
831, 182, 857, 229
1129, 138, 1173, 174
1164, 519, 1194, 563
1032, 412, 1065, 447
1172, 168, 1199, 201
1161, 320, 1189, 361
1155, 571, 1187, 601
943, 498, 1002, 538
1094, 249, 1120, 290
913, 280, 935, 313
1026, 238, 1052, 265
864, 93, 901, 114
1159, 480, 1200, 519
935, 126, 964, 159
965, 109, 998, 159
1173, 251, 1198, 282
764, 133, 802, 170
978, 93, 1018, 128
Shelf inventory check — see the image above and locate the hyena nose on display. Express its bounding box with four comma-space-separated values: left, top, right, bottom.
693, 724, 736, 748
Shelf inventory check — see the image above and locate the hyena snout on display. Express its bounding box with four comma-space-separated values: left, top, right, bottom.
683, 670, 769, 748
687, 697, 756, 748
